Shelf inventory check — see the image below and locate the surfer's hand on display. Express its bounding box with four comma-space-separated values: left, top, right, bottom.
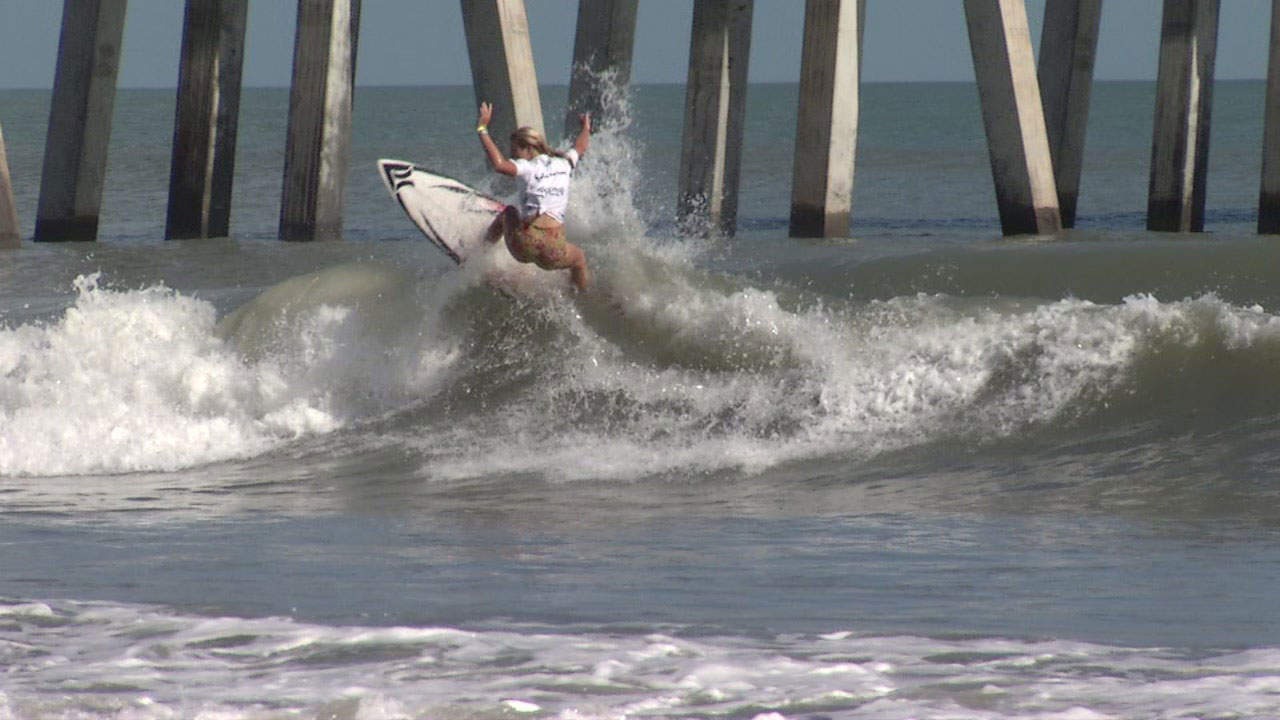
478, 102, 493, 128
573, 112, 592, 158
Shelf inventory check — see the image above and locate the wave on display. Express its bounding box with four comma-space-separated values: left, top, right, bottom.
3, 255, 1280, 482
0, 268, 460, 477
4, 76, 1280, 482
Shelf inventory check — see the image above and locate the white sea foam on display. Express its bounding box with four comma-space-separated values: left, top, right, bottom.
0, 275, 311, 475
3, 598, 1278, 719
0, 271, 459, 477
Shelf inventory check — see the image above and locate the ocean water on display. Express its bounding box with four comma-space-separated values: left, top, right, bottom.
2, 80, 1280, 719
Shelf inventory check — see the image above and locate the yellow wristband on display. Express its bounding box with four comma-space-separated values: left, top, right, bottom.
476, 125, 488, 134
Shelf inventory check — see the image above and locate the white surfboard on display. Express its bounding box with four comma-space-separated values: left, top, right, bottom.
377, 159, 507, 264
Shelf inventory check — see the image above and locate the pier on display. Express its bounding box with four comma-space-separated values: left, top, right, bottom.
7, 0, 1276, 242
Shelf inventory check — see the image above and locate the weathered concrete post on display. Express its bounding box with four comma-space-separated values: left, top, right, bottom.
565, 0, 638, 137
0, 123, 19, 246
678, 0, 754, 236
461, 0, 545, 139
963, 0, 1062, 236
789, 0, 864, 238
167, 0, 248, 240
279, 0, 361, 241
34, 0, 128, 242
1259, 0, 1280, 233
1037, 0, 1102, 228
1147, 0, 1219, 233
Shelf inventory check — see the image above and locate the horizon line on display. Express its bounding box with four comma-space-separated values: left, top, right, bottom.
0, 77, 1269, 93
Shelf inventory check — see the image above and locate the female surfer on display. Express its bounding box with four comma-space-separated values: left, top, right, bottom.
476, 102, 592, 291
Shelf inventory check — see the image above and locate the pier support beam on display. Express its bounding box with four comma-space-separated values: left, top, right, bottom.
461, 0, 545, 139
279, 0, 361, 241
964, 0, 1062, 236
789, 0, 865, 239
1259, 0, 1280, 233
1147, 0, 1219, 233
565, 0, 637, 136
34, 0, 128, 242
1037, 0, 1102, 228
167, 0, 248, 240
0, 124, 18, 246
677, 0, 754, 236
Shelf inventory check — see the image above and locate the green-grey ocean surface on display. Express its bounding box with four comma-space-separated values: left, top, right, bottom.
2, 83, 1280, 719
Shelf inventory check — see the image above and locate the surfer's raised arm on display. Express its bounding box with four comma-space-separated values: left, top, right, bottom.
574, 113, 591, 159
476, 102, 518, 177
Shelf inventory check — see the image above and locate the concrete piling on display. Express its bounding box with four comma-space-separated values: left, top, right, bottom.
565, 0, 637, 137
963, 0, 1062, 236
789, 0, 864, 239
167, 0, 247, 240
279, 0, 361, 241
677, 0, 754, 236
461, 0, 545, 139
1037, 0, 1102, 228
1147, 0, 1219, 233
1259, 0, 1280, 234
34, 0, 129, 242
0, 123, 19, 246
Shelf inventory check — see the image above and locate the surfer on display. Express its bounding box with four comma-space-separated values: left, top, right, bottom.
476, 102, 592, 291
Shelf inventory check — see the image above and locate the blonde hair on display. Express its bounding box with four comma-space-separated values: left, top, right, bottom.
510, 127, 566, 159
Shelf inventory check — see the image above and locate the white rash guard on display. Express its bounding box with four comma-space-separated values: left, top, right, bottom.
512, 148, 579, 222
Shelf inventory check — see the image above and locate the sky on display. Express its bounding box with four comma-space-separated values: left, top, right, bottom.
0, 1, 1275, 91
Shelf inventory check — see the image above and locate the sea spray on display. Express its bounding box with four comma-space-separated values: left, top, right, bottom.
563, 65, 650, 244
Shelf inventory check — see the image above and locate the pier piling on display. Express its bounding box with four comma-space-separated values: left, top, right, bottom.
461, 0, 545, 139
678, 0, 754, 236
964, 0, 1062, 236
34, 0, 128, 242
1259, 0, 1280, 234
565, 0, 637, 137
0, 123, 19, 246
1037, 0, 1102, 228
1147, 0, 1219, 233
167, 0, 247, 240
279, 0, 361, 241
789, 0, 865, 239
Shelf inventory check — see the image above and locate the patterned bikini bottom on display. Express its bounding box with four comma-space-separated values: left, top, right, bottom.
507, 215, 571, 270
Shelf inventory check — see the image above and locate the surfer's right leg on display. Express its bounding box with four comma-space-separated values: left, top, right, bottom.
563, 243, 590, 291
485, 206, 521, 245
